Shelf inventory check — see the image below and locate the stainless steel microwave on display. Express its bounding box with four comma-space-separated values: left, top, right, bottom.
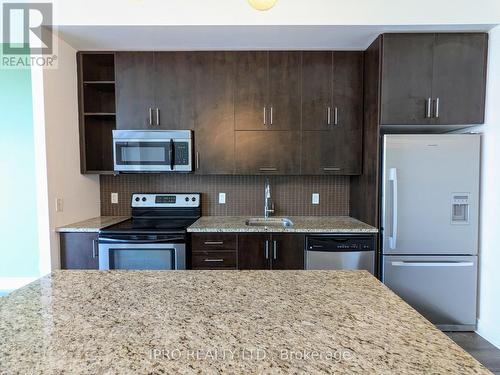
112, 130, 193, 172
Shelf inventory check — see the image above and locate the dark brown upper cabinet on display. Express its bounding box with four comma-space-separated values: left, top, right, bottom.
302, 130, 361, 175
115, 52, 194, 130
302, 51, 363, 131
238, 234, 304, 270
381, 33, 487, 125
235, 131, 300, 175
154, 52, 195, 130
235, 51, 301, 131
431, 33, 488, 125
301, 52, 363, 175
115, 52, 155, 129
193, 52, 235, 174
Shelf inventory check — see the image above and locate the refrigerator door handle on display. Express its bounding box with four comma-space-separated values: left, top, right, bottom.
389, 168, 398, 250
391, 261, 474, 267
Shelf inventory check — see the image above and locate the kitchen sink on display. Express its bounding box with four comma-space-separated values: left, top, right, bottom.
245, 217, 294, 228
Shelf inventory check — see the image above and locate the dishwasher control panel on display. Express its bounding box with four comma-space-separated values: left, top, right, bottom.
306, 236, 375, 252
305, 235, 376, 273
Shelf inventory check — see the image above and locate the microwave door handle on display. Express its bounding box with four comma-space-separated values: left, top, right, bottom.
169, 139, 174, 171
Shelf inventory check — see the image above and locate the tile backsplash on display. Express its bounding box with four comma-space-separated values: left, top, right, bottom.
100, 174, 350, 217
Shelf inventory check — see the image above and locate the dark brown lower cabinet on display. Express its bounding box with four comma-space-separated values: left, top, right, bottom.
191, 233, 238, 270
238, 234, 304, 270
237, 234, 270, 270
270, 234, 305, 270
60, 232, 99, 270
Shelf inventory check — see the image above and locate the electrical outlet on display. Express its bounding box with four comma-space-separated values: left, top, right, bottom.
111, 193, 119, 204
312, 193, 320, 205
55, 198, 63, 212
219, 193, 226, 204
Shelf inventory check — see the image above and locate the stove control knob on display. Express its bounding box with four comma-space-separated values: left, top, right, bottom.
142, 197, 146, 202
185, 197, 189, 202
135, 197, 140, 202
191, 197, 196, 202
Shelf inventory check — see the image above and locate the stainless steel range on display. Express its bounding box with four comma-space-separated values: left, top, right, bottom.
98, 193, 200, 270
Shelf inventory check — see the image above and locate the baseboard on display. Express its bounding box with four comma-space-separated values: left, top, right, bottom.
477, 318, 500, 349
0, 277, 37, 292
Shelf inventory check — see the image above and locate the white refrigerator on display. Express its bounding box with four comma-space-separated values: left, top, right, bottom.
381, 134, 480, 331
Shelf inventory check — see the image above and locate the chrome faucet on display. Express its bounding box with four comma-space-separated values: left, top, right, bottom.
264, 178, 275, 219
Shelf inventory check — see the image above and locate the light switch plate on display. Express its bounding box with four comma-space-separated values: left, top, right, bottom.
219, 193, 226, 204
111, 193, 119, 204
55, 198, 63, 212
312, 193, 320, 205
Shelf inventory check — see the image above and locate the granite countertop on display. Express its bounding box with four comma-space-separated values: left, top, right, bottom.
0, 270, 488, 374
56, 216, 129, 233
187, 216, 378, 233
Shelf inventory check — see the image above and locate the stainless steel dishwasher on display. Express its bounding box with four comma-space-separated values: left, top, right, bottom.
305, 235, 375, 274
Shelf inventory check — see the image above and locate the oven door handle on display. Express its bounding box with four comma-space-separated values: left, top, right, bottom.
99, 237, 184, 244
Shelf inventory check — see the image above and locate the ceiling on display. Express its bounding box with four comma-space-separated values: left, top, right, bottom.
56, 25, 495, 51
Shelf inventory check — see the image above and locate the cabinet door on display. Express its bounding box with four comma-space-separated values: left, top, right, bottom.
332, 52, 363, 133
271, 234, 305, 270
194, 52, 235, 174
431, 33, 487, 125
381, 34, 434, 125
115, 52, 155, 129
235, 131, 300, 175
238, 234, 271, 270
154, 52, 195, 130
301, 130, 361, 175
60, 233, 99, 270
302, 51, 333, 130
235, 51, 268, 130
268, 51, 301, 130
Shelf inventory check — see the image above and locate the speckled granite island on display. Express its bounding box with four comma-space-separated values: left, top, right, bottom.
187, 216, 378, 233
0, 270, 488, 374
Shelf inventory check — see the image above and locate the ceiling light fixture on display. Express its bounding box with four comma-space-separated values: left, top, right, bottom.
248, 0, 277, 11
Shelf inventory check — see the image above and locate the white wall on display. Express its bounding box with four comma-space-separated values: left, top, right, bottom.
41, 36, 100, 270
52, 0, 500, 26
475, 25, 500, 348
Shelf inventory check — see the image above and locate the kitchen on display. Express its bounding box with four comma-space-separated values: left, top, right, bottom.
1, 0, 500, 374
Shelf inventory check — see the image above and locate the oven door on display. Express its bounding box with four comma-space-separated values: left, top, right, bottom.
98, 236, 186, 270
113, 134, 192, 172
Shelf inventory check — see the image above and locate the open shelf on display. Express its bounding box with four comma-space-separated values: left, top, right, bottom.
78, 53, 116, 174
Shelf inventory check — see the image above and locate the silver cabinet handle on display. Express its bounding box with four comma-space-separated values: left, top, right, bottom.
391, 261, 473, 267
426, 98, 432, 118
434, 97, 440, 118
389, 167, 398, 250
148, 107, 153, 126
334, 107, 339, 125
270, 106, 273, 125
327, 107, 331, 125
273, 240, 277, 260
196, 152, 200, 170
156, 108, 160, 126
204, 259, 224, 263
263, 106, 267, 125
259, 167, 277, 172
204, 241, 223, 245
323, 167, 341, 172
265, 240, 269, 259
92, 239, 98, 258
